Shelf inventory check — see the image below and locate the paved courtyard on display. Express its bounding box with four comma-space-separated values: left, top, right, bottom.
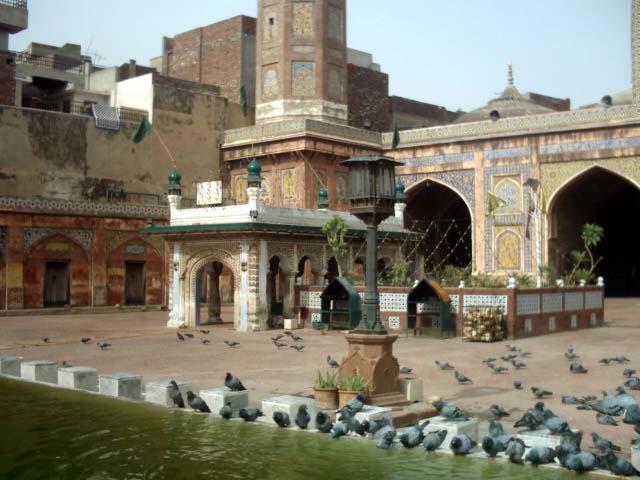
1, 298, 639, 451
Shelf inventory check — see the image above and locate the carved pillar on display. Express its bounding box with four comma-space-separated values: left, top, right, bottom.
283, 272, 297, 317
207, 262, 224, 323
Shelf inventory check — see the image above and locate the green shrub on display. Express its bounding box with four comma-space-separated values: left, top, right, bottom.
338, 373, 369, 392
314, 370, 338, 389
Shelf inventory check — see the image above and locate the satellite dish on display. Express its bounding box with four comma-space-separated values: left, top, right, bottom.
601, 95, 613, 107
489, 110, 500, 121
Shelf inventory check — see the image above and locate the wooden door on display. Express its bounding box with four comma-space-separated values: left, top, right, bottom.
125, 262, 145, 305
44, 261, 69, 306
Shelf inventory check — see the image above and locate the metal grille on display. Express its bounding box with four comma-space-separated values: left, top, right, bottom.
92, 104, 120, 131
0, 0, 27, 8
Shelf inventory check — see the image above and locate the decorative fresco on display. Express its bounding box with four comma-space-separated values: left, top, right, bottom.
493, 175, 523, 214
234, 175, 248, 204
335, 174, 348, 203
292, 62, 315, 96
262, 68, 279, 99
281, 169, 296, 201
495, 228, 522, 271
292, 2, 314, 38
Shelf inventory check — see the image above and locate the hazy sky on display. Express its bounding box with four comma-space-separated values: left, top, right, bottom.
11, 0, 631, 111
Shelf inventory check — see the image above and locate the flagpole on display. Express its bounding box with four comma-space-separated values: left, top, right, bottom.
152, 128, 178, 170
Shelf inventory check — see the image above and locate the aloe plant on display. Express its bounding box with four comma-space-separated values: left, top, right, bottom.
314, 370, 338, 389
338, 373, 369, 392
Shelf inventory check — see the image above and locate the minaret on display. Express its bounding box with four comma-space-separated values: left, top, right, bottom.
255, 0, 347, 125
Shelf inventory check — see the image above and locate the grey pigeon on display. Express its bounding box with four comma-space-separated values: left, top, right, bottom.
272, 339, 287, 348
482, 357, 497, 364
623, 368, 636, 378
224, 340, 240, 347
349, 417, 367, 437
81, 337, 91, 343
602, 451, 640, 476
514, 402, 545, 430
612, 355, 630, 363
636, 424, 640, 435
238, 407, 263, 422
513, 379, 522, 389
399, 365, 412, 374
520, 350, 531, 357
315, 411, 333, 433
511, 359, 526, 369
565, 352, 579, 360
219, 401, 232, 420
291, 334, 303, 342
596, 413, 618, 426
543, 413, 571, 434
327, 355, 340, 368
376, 428, 396, 449
97, 341, 111, 350
614, 386, 638, 408
599, 357, 613, 365
450, 434, 477, 454
432, 400, 469, 421
505, 438, 526, 464
531, 386, 552, 398
186, 391, 210, 412
562, 395, 581, 405
570, 362, 588, 374
505, 344, 518, 352
331, 421, 350, 439
399, 420, 430, 448
273, 411, 290, 427
489, 404, 509, 418
42, 336, 49, 343
435, 360, 454, 370
362, 418, 390, 436
284, 331, 293, 336
488, 420, 506, 437
168, 380, 185, 408
454, 370, 472, 384
490, 364, 508, 374
422, 430, 447, 451
337, 392, 366, 415
176, 332, 185, 341
501, 354, 517, 362
271, 334, 285, 342
294, 405, 310, 429
224, 372, 246, 391
184, 333, 194, 338
625, 377, 640, 390
623, 404, 640, 424
591, 432, 621, 452
589, 391, 626, 416
61, 361, 71, 368
558, 431, 583, 454
201, 339, 210, 345
525, 446, 556, 465
290, 344, 304, 352
482, 434, 512, 457
557, 451, 598, 472
199, 330, 209, 334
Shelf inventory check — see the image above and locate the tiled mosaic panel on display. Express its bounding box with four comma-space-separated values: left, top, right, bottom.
399, 169, 475, 211
548, 316, 556, 331
449, 294, 459, 313
564, 292, 584, 311
311, 312, 321, 323
540, 136, 640, 155
24, 227, 93, 255
388, 316, 400, 329
291, 61, 315, 96
524, 318, 533, 334
300, 291, 321, 309
585, 291, 603, 309
516, 294, 540, 315
380, 293, 408, 312
570, 314, 577, 328
483, 146, 530, 160
402, 152, 474, 168
262, 68, 279, 99
542, 293, 563, 313
462, 294, 508, 313
292, 2, 314, 38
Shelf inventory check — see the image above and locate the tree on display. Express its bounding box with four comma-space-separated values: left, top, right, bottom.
322, 214, 349, 277
566, 223, 604, 285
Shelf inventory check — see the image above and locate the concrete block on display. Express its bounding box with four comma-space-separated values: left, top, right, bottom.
353, 405, 393, 424
516, 429, 573, 449
261, 395, 315, 425
21, 360, 58, 384
99, 373, 142, 400
424, 416, 479, 449
630, 445, 639, 472
0, 355, 23, 376
199, 387, 248, 416
58, 367, 98, 391
144, 380, 192, 407
284, 318, 298, 330
399, 377, 423, 402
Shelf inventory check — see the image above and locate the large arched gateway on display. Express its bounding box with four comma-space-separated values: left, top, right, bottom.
548, 166, 640, 297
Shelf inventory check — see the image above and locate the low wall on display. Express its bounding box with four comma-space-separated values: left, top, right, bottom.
295, 285, 605, 340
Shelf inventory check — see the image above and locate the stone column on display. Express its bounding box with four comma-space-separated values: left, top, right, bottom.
167, 242, 184, 328
283, 272, 297, 317
207, 263, 223, 323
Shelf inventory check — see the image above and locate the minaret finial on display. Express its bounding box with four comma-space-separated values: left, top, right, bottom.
508, 62, 514, 86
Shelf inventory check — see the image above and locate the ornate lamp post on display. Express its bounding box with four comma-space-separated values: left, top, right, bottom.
342, 156, 401, 334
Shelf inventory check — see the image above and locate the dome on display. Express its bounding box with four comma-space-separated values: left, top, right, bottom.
247, 158, 261, 175
454, 64, 554, 124
168, 169, 181, 184
395, 178, 406, 201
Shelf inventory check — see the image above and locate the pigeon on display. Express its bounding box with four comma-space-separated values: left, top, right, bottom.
557, 431, 583, 456
525, 446, 556, 465
331, 421, 350, 439
602, 451, 640, 476
557, 451, 599, 472
505, 344, 518, 352
199, 330, 210, 334
284, 330, 293, 336
42, 336, 49, 343
570, 362, 589, 374
591, 432, 621, 452
623, 368, 637, 378
624, 377, 640, 390
531, 386, 552, 398
272, 339, 288, 348
422, 430, 448, 451
435, 360, 454, 370
623, 404, 640, 424
238, 408, 263, 422
511, 359, 526, 369
612, 355, 630, 363
291, 334, 303, 342
519, 350, 531, 357
399, 365, 412, 374
224, 372, 246, 391
454, 370, 472, 384
482, 357, 497, 364
501, 354, 517, 362
599, 357, 613, 365
489, 404, 509, 418
596, 413, 618, 426
543, 413, 571, 434
362, 418, 390, 436
290, 344, 305, 352
219, 402, 233, 420
177, 332, 185, 341
513, 379, 522, 390
348, 417, 366, 437
399, 420, 430, 448
337, 392, 366, 416
565, 352, 580, 360
201, 339, 211, 345
514, 402, 545, 430
481, 435, 512, 457
327, 355, 340, 368
271, 335, 285, 342
614, 386, 638, 408
97, 341, 111, 350
186, 391, 210, 412
168, 380, 185, 408
273, 411, 290, 428
61, 361, 72, 368
315, 411, 333, 433
184, 333, 194, 339
432, 400, 469, 421
224, 340, 240, 347
488, 419, 506, 438
376, 428, 397, 449
505, 438, 526, 464
562, 395, 582, 405
490, 364, 509, 374
567, 344, 574, 354
636, 424, 640, 435
450, 434, 477, 455
81, 337, 91, 343
295, 405, 310, 429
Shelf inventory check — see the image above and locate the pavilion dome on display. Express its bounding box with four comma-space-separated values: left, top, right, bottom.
454, 64, 554, 124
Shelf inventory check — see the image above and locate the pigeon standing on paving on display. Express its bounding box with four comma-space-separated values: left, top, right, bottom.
177, 332, 185, 341
272, 334, 285, 342
505, 438, 526, 464
531, 386, 553, 398
295, 405, 311, 429
315, 411, 333, 433
224, 372, 247, 391
97, 341, 111, 350
490, 364, 509, 374
543, 411, 571, 434
435, 360, 454, 370
291, 334, 303, 342
363, 418, 390, 436
525, 446, 556, 465
565, 351, 580, 360
625, 377, 640, 390
511, 359, 526, 369
186, 391, 211, 413
450, 434, 477, 455
239, 408, 263, 422
201, 338, 211, 345
290, 344, 304, 352
219, 402, 233, 420
272, 339, 288, 348
224, 340, 240, 347
570, 362, 588, 374
42, 336, 49, 343
81, 337, 91, 344
168, 380, 185, 408
482, 357, 497, 364
591, 432, 621, 452
399, 420, 430, 448
331, 420, 350, 439
623, 403, 640, 424
454, 370, 472, 384
623, 368, 637, 378
376, 428, 397, 449
399, 365, 412, 374
432, 400, 469, 421
596, 413, 618, 426
602, 451, 640, 476
562, 395, 581, 405
337, 392, 366, 416
200, 330, 210, 335
326, 355, 340, 368
513, 380, 522, 390
489, 404, 509, 418
184, 333, 194, 339
514, 403, 545, 430
273, 411, 291, 428
599, 357, 613, 366
422, 430, 448, 451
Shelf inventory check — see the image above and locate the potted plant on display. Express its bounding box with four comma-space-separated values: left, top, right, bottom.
337, 372, 369, 409
313, 370, 338, 410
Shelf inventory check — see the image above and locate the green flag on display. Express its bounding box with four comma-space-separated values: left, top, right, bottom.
486, 191, 506, 218
133, 115, 152, 144
240, 85, 248, 117
392, 125, 400, 149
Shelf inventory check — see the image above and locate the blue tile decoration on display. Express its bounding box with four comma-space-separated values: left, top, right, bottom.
540, 136, 640, 155
402, 152, 474, 168
483, 146, 530, 160
400, 169, 475, 210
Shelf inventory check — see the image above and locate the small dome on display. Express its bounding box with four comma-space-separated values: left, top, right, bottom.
317, 187, 329, 208
454, 64, 554, 124
395, 178, 406, 201
168, 169, 181, 184
247, 158, 261, 175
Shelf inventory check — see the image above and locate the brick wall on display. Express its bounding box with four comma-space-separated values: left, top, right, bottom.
390, 95, 461, 129
166, 15, 256, 105
0, 51, 16, 106
347, 64, 391, 132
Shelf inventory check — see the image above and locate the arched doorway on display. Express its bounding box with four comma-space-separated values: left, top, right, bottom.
548, 166, 640, 296
405, 180, 473, 273
267, 255, 287, 327
195, 260, 235, 325
296, 256, 314, 286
